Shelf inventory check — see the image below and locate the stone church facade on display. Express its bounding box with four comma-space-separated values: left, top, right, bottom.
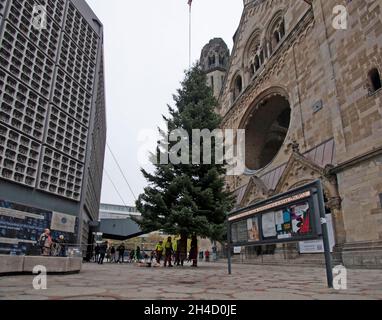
202, 0, 382, 268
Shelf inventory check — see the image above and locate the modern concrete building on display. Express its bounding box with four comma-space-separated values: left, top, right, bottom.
0, 0, 106, 255
98, 204, 143, 241
99, 203, 141, 220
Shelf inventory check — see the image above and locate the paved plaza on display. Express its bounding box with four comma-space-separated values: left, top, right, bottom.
0, 262, 381, 300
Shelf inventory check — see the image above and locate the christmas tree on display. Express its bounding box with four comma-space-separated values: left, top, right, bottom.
136, 64, 235, 247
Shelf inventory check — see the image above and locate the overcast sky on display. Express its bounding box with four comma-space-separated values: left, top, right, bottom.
86, 0, 243, 206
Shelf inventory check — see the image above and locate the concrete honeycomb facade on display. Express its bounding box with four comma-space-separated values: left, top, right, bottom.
216, 0, 382, 268
0, 0, 106, 245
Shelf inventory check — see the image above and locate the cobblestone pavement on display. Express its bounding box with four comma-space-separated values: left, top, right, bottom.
0, 262, 381, 300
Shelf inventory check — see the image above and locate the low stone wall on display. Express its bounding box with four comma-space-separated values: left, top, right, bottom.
0, 255, 82, 276
339, 241, 382, 269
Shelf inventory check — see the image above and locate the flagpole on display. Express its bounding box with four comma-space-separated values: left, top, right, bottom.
189, 3, 192, 68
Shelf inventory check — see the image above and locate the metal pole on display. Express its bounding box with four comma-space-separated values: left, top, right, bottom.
317, 180, 333, 288
227, 222, 232, 275
188, 4, 192, 68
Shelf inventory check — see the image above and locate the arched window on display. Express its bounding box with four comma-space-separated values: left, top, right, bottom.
232, 75, 243, 101
267, 12, 286, 55
244, 30, 261, 80
219, 54, 225, 66
368, 68, 382, 93
243, 90, 291, 170
208, 55, 216, 67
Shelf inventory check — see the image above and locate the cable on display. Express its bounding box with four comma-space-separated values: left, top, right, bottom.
106, 142, 137, 201
104, 168, 130, 208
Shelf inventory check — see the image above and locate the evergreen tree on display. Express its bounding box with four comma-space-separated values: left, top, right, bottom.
136, 64, 235, 245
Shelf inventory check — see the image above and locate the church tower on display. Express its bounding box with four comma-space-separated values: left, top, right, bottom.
200, 38, 230, 99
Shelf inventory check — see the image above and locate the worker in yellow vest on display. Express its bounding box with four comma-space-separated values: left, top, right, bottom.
155, 240, 164, 264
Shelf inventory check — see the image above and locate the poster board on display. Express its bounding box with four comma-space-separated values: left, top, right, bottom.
228, 181, 324, 247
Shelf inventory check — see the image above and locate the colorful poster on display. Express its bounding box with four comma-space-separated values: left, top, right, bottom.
247, 217, 259, 242
275, 208, 292, 238
262, 211, 276, 238
291, 202, 311, 235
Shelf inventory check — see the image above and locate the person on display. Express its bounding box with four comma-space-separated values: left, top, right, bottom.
155, 240, 164, 264
129, 249, 135, 263
94, 244, 100, 263
164, 236, 173, 267
110, 245, 116, 263
117, 243, 125, 263
189, 235, 198, 267
205, 249, 210, 262
135, 246, 141, 262
98, 241, 107, 264
212, 245, 217, 261
55, 235, 66, 257
38, 229, 52, 256
106, 245, 111, 263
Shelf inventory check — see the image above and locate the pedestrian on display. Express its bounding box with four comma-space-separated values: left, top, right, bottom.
189, 235, 198, 267
94, 244, 100, 263
129, 249, 135, 263
106, 245, 111, 263
98, 241, 107, 264
117, 243, 125, 263
110, 245, 116, 262
155, 240, 164, 264
38, 229, 52, 256
135, 246, 141, 262
56, 235, 67, 257
164, 236, 173, 267
205, 249, 210, 262
212, 245, 217, 261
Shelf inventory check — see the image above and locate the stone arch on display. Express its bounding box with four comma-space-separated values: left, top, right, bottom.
239, 86, 292, 171
231, 72, 243, 102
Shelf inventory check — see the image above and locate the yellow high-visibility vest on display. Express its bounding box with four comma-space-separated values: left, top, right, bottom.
165, 241, 172, 249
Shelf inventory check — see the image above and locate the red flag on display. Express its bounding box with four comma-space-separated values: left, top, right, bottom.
188, 0, 192, 6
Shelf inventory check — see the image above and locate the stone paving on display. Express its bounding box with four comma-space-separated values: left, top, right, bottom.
0, 262, 381, 300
